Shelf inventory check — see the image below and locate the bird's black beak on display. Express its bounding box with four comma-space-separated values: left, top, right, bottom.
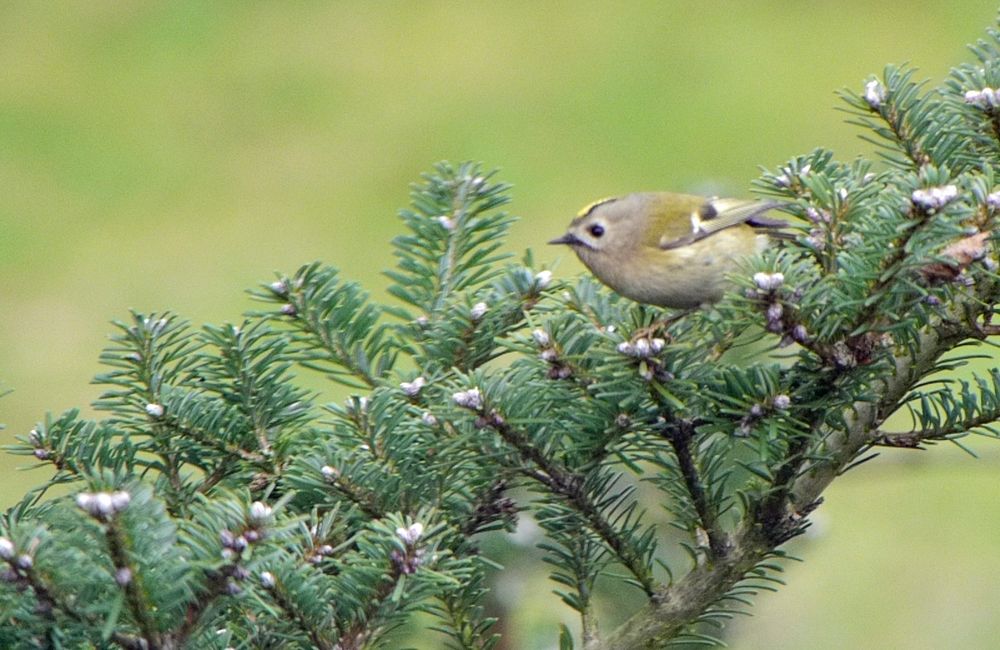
548, 233, 582, 246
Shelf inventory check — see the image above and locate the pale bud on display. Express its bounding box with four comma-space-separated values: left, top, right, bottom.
753, 272, 785, 292
912, 185, 958, 210
534, 270, 553, 289
110, 491, 131, 513
470, 302, 488, 321
0, 538, 14, 561
400, 376, 426, 397
115, 567, 132, 586
249, 501, 273, 524
452, 388, 484, 411
76, 492, 95, 514
94, 492, 115, 517
396, 522, 425, 545
864, 79, 887, 109
965, 89, 984, 105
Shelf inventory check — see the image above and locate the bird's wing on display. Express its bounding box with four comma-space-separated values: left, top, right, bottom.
658, 198, 786, 250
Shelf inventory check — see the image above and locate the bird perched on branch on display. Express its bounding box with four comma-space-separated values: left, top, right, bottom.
550, 192, 786, 308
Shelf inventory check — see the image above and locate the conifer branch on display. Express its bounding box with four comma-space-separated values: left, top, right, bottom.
788, 305, 970, 510
878, 99, 932, 167
458, 478, 517, 537
326, 471, 386, 520
873, 407, 1000, 448
660, 420, 729, 558
279, 301, 381, 389
871, 431, 927, 448
483, 412, 656, 596
594, 300, 978, 649
268, 584, 335, 650
164, 415, 270, 465
849, 200, 938, 335
24, 565, 147, 650
335, 545, 417, 650
102, 519, 160, 648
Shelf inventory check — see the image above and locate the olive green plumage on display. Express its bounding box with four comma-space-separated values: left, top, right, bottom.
550, 192, 783, 308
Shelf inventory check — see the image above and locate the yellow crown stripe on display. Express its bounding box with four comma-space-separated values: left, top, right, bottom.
576, 196, 618, 218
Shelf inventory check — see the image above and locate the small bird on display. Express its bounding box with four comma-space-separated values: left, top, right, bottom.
549, 192, 785, 308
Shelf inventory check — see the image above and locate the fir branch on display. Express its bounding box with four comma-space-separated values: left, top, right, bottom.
173, 514, 270, 648
266, 582, 335, 650
789, 305, 973, 511
253, 263, 393, 389
660, 420, 728, 559
873, 396, 1000, 448
22, 568, 147, 650
848, 197, 940, 336
160, 414, 269, 465
868, 72, 933, 167
426, 561, 500, 650
481, 412, 656, 596
334, 547, 412, 650
458, 478, 517, 538
104, 517, 162, 648
871, 431, 927, 448
386, 162, 514, 318
325, 469, 386, 520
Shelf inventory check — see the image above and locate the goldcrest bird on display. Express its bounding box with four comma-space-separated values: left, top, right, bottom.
549, 192, 785, 309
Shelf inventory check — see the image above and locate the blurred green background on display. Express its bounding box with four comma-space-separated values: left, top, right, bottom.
2, 2, 999, 648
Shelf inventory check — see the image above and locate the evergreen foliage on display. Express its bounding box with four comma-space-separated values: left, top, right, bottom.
6, 19, 1000, 650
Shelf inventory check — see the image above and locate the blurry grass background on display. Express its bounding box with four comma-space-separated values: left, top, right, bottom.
1, 2, 999, 648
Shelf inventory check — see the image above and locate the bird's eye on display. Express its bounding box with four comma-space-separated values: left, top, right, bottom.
589, 224, 605, 238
